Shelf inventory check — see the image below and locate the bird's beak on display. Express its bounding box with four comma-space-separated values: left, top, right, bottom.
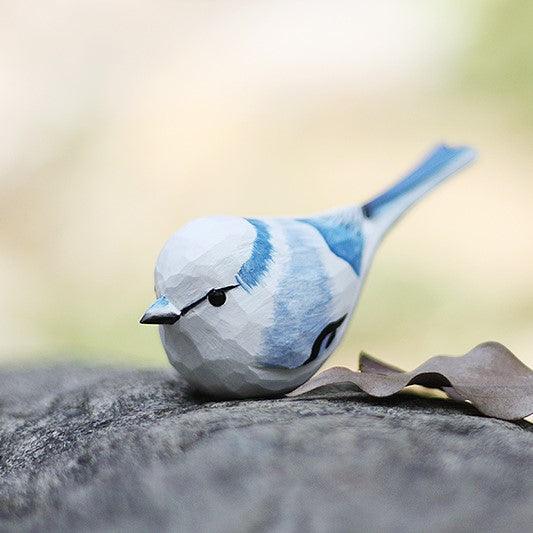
140, 296, 181, 325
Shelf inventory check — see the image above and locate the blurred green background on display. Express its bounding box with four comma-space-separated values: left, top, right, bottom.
1, 0, 532, 371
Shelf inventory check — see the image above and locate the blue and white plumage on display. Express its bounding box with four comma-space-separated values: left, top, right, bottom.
141, 144, 476, 398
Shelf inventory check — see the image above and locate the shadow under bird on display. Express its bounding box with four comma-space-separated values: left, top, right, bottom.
141, 144, 476, 398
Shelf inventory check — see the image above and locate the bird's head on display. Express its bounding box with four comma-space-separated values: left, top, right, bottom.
141, 216, 258, 326
140, 216, 279, 395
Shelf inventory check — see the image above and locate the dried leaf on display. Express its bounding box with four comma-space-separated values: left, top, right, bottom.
288, 342, 533, 421
359, 353, 465, 402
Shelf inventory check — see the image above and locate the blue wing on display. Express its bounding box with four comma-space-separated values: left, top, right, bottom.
258, 219, 337, 369
299, 207, 364, 276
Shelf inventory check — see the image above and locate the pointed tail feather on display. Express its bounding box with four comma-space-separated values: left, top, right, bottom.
362, 144, 476, 232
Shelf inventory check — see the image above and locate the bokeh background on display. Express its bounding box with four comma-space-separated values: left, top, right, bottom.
1, 0, 532, 372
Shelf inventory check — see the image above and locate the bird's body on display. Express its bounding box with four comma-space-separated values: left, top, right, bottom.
141, 144, 476, 398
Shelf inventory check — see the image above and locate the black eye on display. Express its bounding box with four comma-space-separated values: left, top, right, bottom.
207, 289, 227, 307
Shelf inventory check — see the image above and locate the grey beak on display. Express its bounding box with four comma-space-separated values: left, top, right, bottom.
140, 296, 181, 325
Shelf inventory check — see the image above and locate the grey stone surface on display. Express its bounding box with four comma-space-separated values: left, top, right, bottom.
0, 365, 531, 532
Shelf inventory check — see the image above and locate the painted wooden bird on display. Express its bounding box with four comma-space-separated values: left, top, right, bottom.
141, 144, 476, 398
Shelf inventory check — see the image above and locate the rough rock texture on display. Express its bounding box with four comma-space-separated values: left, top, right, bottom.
0, 365, 531, 532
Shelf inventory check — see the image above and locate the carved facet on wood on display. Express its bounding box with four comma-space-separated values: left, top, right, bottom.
141, 145, 477, 398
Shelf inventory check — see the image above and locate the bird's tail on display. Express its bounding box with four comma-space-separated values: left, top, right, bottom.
361, 144, 476, 239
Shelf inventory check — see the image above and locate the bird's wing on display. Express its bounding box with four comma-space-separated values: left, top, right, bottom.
252, 215, 357, 370
258, 314, 348, 370
297, 206, 364, 277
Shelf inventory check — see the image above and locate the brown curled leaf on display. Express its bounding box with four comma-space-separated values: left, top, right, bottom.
359, 353, 465, 402
288, 342, 533, 421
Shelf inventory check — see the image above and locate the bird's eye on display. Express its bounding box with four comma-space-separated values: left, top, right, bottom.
207, 289, 227, 307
